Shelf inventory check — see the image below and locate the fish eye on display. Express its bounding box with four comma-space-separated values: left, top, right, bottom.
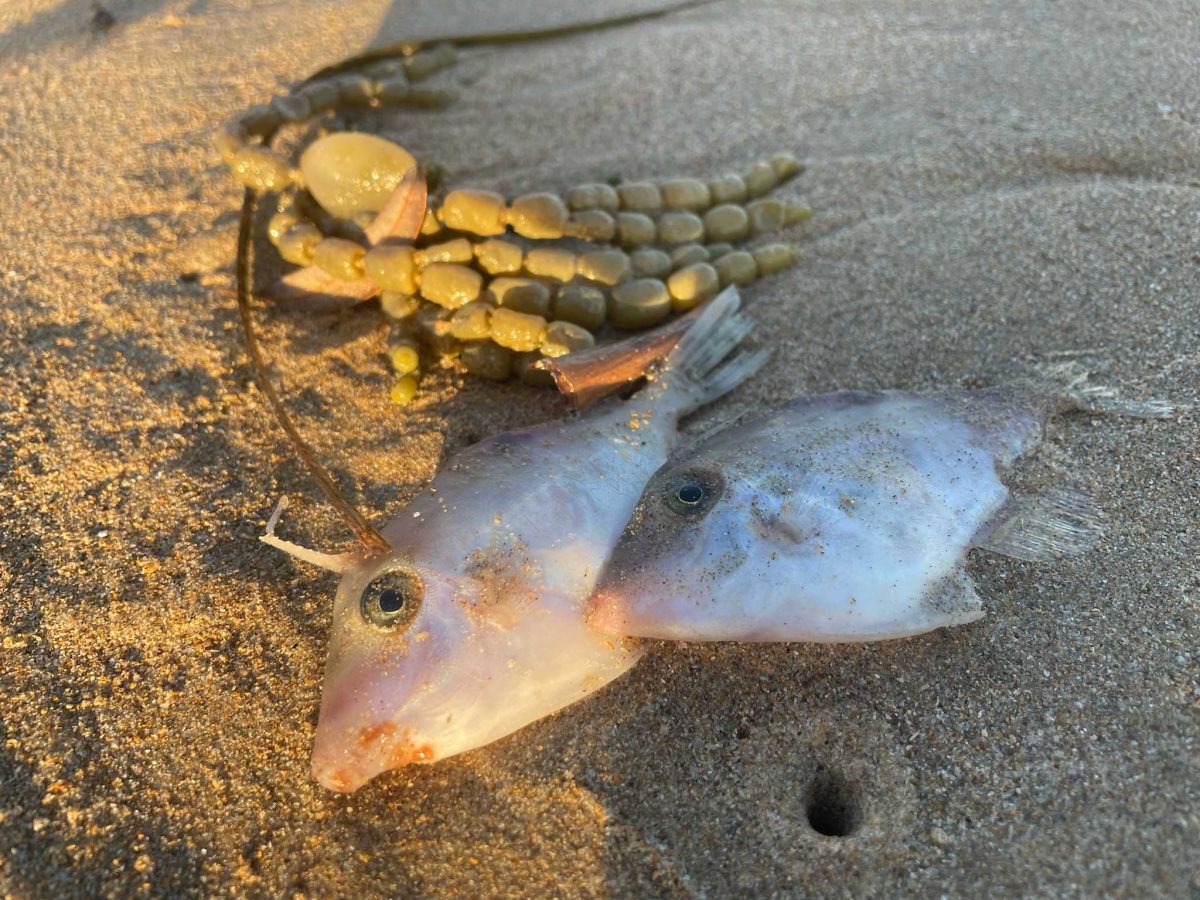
360, 568, 423, 631
664, 470, 723, 516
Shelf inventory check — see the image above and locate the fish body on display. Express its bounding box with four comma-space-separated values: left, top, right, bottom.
590, 387, 1115, 642
311, 288, 764, 791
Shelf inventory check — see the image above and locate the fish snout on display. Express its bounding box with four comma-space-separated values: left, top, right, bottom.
311, 716, 437, 793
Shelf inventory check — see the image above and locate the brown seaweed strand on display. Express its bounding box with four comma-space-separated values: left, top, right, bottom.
236, 175, 392, 555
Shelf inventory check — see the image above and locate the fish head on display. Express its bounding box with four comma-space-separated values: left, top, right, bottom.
312, 547, 640, 792
589, 456, 758, 639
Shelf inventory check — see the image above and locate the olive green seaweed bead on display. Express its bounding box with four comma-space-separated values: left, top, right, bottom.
659, 178, 711, 212
419, 263, 483, 309
707, 173, 747, 205
299, 81, 341, 114
656, 211, 704, 245
540, 321, 596, 358
747, 199, 786, 235
499, 282, 552, 317
277, 222, 322, 266
516, 352, 556, 386
566, 183, 619, 212
380, 291, 421, 320
752, 243, 796, 276
576, 249, 632, 286
270, 92, 312, 123
565, 209, 617, 242
389, 375, 420, 405
490, 308, 548, 352
505, 193, 569, 240
703, 204, 750, 243
743, 160, 778, 198
670, 244, 710, 269
402, 44, 458, 81
364, 245, 418, 294
313, 237, 366, 281
524, 248, 577, 283
237, 103, 281, 137
713, 250, 757, 287
617, 182, 663, 214
705, 242, 734, 260
474, 239, 523, 275
615, 212, 657, 247
552, 284, 606, 331
667, 262, 720, 313
630, 248, 672, 279
609, 279, 671, 330
769, 152, 804, 180
461, 341, 514, 381
213, 123, 245, 164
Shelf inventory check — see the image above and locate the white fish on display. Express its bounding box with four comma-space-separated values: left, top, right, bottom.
590, 386, 1173, 642
301, 288, 766, 792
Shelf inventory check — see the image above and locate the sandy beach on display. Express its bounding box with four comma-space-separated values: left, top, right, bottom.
1, 0, 1198, 895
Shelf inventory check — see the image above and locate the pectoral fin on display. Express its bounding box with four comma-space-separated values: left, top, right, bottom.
975, 486, 1103, 562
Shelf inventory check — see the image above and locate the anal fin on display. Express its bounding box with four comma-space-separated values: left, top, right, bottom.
976, 486, 1103, 562
920, 567, 985, 628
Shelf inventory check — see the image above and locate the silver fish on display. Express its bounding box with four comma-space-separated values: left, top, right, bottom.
306, 287, 766, 792
590, 386, 1173, 642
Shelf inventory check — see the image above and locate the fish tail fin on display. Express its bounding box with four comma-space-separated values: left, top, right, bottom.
654, 286, 766, 416
1024, 361, 1182, 419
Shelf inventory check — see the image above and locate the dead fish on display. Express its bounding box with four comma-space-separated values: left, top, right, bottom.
590, 384, 1175, 642
284, 288, 766, 792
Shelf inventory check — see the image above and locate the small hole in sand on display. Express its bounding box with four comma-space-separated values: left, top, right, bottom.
805, 768, 862, 837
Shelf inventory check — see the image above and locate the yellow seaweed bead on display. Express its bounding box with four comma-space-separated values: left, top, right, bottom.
540, 321, 596, 358
232, 146, 292, 192
299, 132, 416, 218
490, 308, 548, 352
615, 212, 656, 247
552, 284, 607, 331
769, 152, 804, 181
419, 263, 483, 309
449, 301, 494, 341
617, 182, 663, 214
577, 249, 632, 286
267, 209, 299, 244
363, 245, 418, 294
752, 243, 796, 276
313, 238, 366, 281
277, 223, 322, 266
524, 248, 577, 283
389, 375, 420, 405
630, 248, 672, 279
566, 183, 619, 211
506, 193, 568, 240
656, 211, 704, 245
659, 178, 711, 212
667, 262, 720, 313
714, 250, 757, 287
461, 341, 514, 381
388, 340, 420, 376
609, 279, 671, 330
438, 189, 507, 236
414, 238, 474, 267
785, 200, 813, 224
474, 239, 524, 275
703, 204, 751, 243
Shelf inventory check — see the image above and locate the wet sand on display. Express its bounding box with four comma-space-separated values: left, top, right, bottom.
1, 0, 1197, 895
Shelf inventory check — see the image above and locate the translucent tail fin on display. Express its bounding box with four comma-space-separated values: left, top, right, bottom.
1036, 361, 1182, 419
651, 287, 767, 416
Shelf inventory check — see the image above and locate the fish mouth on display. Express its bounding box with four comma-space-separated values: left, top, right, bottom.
311, 720, 437, 792
586, 587, 629, 636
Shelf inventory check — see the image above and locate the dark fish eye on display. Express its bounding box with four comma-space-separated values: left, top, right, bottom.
360, 569, 423, 631
664, 470, 723, 516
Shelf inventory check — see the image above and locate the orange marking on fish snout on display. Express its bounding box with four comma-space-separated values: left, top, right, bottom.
357, 722, 397, 750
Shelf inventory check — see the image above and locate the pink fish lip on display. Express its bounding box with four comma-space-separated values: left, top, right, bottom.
586, 587, 628, 636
